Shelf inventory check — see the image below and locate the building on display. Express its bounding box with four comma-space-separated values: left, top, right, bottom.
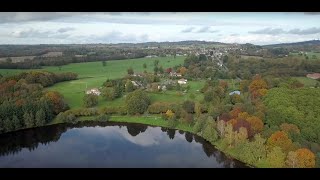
178, 78, 187, 85
86, 88, 101, 96
229, 90, 241, 96
306, 73, 320, 80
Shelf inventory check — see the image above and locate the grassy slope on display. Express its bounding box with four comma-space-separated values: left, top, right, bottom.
289, 52, 320, 60
0, 56, 185, 108
295, 77, 319, 87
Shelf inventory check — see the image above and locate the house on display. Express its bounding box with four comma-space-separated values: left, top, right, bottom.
170, 72, 182, 77
178, 78, 187, 85
306, 73, 320, 80
229, 90, 241, 96
86, 88, 101, 96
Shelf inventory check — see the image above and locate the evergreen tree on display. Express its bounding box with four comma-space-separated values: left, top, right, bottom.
12, 115, 21, 130
35, 109, 46, 126
24, 112, 34, 128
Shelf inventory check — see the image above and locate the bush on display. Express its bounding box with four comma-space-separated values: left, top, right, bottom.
95, 114, 110, 121
182, 100, 195, 113
125, 90, 151, 115
56, 112, 77, 123
148, 102, 178, 114
83, 94, 99, 108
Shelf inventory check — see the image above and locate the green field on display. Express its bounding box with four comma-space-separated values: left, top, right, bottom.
289, 52, 320, 60
0, 56, 186, 108
295, 77, 319, 87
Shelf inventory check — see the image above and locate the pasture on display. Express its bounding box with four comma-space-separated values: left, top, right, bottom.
1, 56, 186, 108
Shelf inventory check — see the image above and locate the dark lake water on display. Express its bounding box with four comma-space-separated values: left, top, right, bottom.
0, 122, 247, 168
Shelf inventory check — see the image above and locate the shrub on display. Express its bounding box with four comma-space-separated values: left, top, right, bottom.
95, 114, 110, 121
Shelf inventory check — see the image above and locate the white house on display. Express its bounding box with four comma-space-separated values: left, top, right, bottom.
86, 88, 101, 96
178, 78, 187, 85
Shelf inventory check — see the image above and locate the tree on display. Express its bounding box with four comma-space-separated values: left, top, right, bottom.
153, 66, 159, 74
127, 67, 134, 75
125, 90, 151, 114
246, 116, 264, 134
83, 94, 98, 108
12, 115, 21, 129
204, 89, 214, 102
159, 66, 164, 74
125, 80, 134, 93
194, 102, 202, 117
4, 118, 13, 132
102, 87, 116, 101
267, 131, 294, 153
24, 112, 34, 128
182, 100, 195, 113
166, 68, 172, 74
165, 110, 174, 120
44, 91, 69, 114
102, 60, 107, 66
280, 123, 300, 134
217, 120, 226, 137
180, 67, 187, 76
35, 109, 46, 126
143, 63, 147, 69
224, 123, 234, 147
286, 151, 298, 168
154, 60, 159, 67
265, 147, 286, 168
295, 148, 316, 168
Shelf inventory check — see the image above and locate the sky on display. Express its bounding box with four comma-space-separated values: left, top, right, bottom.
0, 12, 320, 45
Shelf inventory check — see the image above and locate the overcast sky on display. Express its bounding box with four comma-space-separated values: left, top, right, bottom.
0, 12, 319, 45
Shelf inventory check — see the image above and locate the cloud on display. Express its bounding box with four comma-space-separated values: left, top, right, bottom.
0, 12, 75, 24
288, 27, 320, 35
57, 27, 75, 33
81, 31, 149, 43
304, 12, 320, 15
249, 28, 285, 35
11, 28, 72, 39
249, 27, 320, 35
181, 27, 194, 33
196, 26, 219, 33
230, 33, 239, 36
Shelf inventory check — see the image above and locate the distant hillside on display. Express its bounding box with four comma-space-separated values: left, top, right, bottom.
263, 40, 320, 48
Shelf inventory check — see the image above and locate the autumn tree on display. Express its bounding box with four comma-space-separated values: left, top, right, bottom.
165, 109, 174, 120
286, 151, 298, 168
217, 120, 226, 138
230, 107, 242, 119
294, 148, 316, 168
44, 91, 69, 114
179, 67, 187, 76
267, 131, 294, 153
246, 116, 264, 134
249, 75, 268, 99
265, 147, 286, 168
280, 123, 300, 134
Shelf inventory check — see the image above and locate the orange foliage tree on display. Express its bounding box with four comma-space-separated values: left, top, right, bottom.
249, 75, 268, 99
179, 67, 187, 76
280, 123, 300, 134
44, 91, 69, 114
246, 116, 264, 134
295, 148, 316, 168
229, 107, 242, 119
267, 131, 294, 153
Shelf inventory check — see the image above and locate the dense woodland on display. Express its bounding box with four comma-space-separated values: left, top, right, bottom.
0, 71, 77, 134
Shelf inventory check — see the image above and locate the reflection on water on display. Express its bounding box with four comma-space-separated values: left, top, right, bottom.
0, 121, 248, 168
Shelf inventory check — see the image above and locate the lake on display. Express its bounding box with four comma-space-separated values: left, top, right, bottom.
0, 121, 247, 168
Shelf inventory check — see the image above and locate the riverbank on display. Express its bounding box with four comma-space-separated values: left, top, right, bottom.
62, 115, 253, 168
